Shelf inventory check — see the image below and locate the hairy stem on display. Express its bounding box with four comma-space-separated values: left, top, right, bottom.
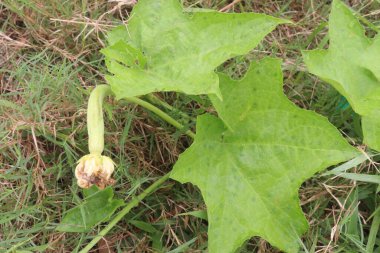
124, 96, 196, 139
79, 173, 171, 253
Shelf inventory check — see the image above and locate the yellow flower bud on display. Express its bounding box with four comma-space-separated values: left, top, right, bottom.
75, 154, 115, 189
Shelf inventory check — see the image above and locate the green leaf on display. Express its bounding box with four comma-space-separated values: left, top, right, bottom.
171, 58, 359, 253
102, 0, 290, 99
82, 185, 101, 198
56, 187, 124, 232
302, 0, 380, 151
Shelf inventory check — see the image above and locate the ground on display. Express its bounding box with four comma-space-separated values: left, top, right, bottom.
0, 0, 380, 252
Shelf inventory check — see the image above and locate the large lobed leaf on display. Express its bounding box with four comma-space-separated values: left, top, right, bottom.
102, 0, 290, 99
302, 0, 380, 151
171, 58, 359, 253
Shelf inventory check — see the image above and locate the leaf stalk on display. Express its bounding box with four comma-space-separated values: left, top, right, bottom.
124, 96, 196, 139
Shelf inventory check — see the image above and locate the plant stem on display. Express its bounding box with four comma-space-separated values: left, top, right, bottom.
124, 96, 196, 139
87, 85, 112, 155
79, 172, 171, 253
145, 93, 194, 122
366, 206, 380, 253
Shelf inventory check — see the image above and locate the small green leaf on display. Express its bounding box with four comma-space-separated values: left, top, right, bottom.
101, 40, 146, 68
56, 187, 124, 232
103, 0, 290, 99
171, 58, 359, 253
82, 185, 100, 198
302, 0, 380, 151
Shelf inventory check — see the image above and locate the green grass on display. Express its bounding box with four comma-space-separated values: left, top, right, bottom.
1, 0, 380, 252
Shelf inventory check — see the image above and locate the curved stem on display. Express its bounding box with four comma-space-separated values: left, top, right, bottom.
79, 172, 171, 253
145, 94, 194, 122
87, 85, 112, 155
89, 86, 195, 139
124, 96, 196, 139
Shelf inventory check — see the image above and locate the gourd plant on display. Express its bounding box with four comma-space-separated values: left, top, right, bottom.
57, 0, 380, 252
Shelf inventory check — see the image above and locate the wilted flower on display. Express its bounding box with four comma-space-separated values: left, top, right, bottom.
75, 154, 115, 189
76, 85, 116, 189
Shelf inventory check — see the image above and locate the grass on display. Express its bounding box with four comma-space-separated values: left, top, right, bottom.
0, 0, 380, 252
